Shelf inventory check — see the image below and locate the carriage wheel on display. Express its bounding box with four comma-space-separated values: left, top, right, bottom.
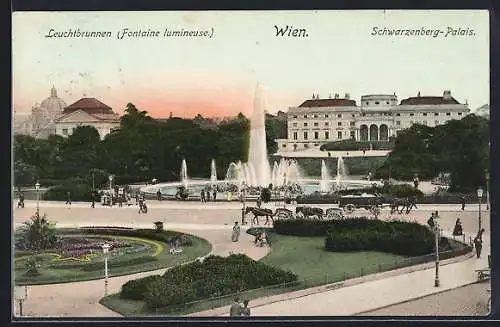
345, 204, 355, 214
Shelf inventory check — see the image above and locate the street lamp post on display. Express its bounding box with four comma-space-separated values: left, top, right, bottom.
101, 243, 111, 296
477, 188, 484, 232
108, 175, 113, 192
434, 214, 440, 287
92, 170, 95, 191
35, 181, 40, 217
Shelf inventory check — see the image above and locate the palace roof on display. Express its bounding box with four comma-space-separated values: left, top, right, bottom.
400, 96, 460, 105
298, 99, 357, 108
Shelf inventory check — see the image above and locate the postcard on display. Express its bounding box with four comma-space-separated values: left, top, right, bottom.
12, 10, 490, 318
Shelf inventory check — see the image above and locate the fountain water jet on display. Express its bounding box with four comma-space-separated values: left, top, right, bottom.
180, 159, 188, 189
319, 160, 332, 193
335, 156, 349, 188
246, 83, 272, 186
210, 159, 217, 185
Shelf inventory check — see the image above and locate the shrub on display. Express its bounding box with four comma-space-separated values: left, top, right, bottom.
43, 180, 93, 201
120, 275, 163, 300
324, 219, 435, 256
120, 254, 297, 310
260, 188, 272, 203
320, 140, 394, 151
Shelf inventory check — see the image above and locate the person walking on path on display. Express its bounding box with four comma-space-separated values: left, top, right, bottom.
17, 191, 24, 208
461, 196, 466, 210
200, 189, 206, 203
241, 300, 251, 317
229, 297, 242, 317
231, 221, 241, 242
156, 189, 162, 201
474, 232, 484, 259
206, 189, 211, 202
213, 189, 217, 202
427, 212, 435, 229
90, 191, 95, 208
65, 192, 72, 206
256, 196, 262, 208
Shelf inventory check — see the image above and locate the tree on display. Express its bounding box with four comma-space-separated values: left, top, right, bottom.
16, 214, 58, 252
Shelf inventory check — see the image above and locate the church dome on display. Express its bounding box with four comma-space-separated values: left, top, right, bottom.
39, 86, 67, 112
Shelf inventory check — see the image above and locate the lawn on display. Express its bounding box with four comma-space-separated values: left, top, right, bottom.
100, 232, 411, 317
259, 234, 408, 283
14, 232, 212, 285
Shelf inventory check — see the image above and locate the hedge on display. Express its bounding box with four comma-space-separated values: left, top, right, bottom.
120, 254, 297, 309
320, 140, 395, 151
81, 255, 157, 272
43, 181, 93, 202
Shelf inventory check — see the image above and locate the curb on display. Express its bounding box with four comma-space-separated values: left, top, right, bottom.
189, 247, 475, 317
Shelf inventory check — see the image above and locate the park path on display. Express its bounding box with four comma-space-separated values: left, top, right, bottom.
13, 202, 490, 317
13, 217, 269, 317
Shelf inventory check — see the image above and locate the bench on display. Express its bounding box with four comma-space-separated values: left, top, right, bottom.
476, 269, 491, 281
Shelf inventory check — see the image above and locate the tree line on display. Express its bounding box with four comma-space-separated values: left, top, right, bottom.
14, 103, 286, 188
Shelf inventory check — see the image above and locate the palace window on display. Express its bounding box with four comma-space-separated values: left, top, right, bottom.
350, 131, 355, 139
350, 122, 355, 127
304, 144, 309, 149
293, 115, 298, 118
458, 112, 463, 116
325, 131, 329, 139
396, 113, 401, 116
410, 113, 414, 116
352, 114, 355, 118
304, 115, 308, 118
375, 101, 380, 105
423, 113, 428, 116
435, 113, 439, 116
313, 114, 318, 118
396, 121, 401, 125
386, 101, 389, 104
435, 120, 439, 125
304, 132, 308, 140
325, 122, 329, 126
325, 114, 329, 118
314, 132, 319, 139
423, 121, 428, 125
337, 114, 342, 118
337, 131, 342, 139
446, 112, 451, 116
62, 128, 68, 135
365, 102, 369, 105
314, 122, 319, 127
338, 122, 342, 126
282, 144, 286, 148
292, 123, 297, 127
293, 132, 298, 140
304, 122, 308, 127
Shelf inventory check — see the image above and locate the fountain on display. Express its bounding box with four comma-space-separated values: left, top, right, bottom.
180, 159, 188, 189
140, 84, 383, 200
246, 83, 272, 186
335, 156, 349, 189
210, 159, 217, 185
319, 160, 332, 193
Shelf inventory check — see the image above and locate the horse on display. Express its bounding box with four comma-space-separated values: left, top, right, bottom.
244, 206, 275, 225
295, 206, 324, 219
389, 198, 406, 214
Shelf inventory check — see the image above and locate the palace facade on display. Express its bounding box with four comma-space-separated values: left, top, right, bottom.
275, 91, 470, 152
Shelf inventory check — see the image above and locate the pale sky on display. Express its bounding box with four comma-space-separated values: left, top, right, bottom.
12, 10, 489, 118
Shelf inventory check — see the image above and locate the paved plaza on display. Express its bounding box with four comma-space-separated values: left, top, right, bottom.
13, 200, 490, 317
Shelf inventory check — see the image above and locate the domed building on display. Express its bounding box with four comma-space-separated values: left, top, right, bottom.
30, 86, 67, 138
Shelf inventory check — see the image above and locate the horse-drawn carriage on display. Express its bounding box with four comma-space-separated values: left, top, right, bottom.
338, 193, 384, 214
246, 206, 345, 224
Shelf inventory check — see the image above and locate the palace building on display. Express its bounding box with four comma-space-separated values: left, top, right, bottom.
275, 90, 470, 152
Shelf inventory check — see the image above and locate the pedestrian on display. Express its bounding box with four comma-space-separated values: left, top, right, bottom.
474, 236, 483, 258
452, 218, 463, 236
200, 189, 206, 203
135, 192, 139, 205
427, 212, 435, 229
157, 189, 162, 201
17, 191, 25, 208
231, 221, 240, 242
229, 297, 242, 317
91, 191, 95, 208
206, 189, 211, 202
213, 189, 217, 202
256, 197, 262, 208
241, 300, 251, 317
65, 191, 72, 206
461, 196, 465, 210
